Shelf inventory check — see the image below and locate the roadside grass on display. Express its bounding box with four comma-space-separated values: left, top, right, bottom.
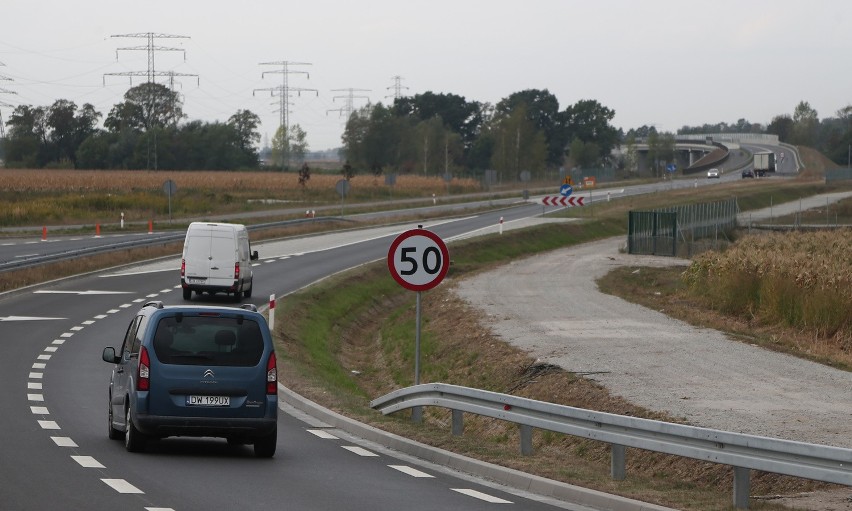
275, 217, 837, 511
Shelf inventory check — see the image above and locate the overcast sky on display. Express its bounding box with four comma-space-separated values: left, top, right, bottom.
1, 1, 850, 151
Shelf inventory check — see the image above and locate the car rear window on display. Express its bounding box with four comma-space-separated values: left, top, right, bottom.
152, 315, 265, 367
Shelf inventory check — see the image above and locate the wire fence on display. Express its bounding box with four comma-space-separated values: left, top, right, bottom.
628, 198, 739, 257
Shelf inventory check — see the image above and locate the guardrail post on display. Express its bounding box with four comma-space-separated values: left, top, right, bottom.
520, 424, 533, 456
451, 409, 464, 436
611, 444, 626, 480
733, 466, 750, 509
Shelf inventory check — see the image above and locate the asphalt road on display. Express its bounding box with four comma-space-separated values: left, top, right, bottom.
1, 205, 616, 511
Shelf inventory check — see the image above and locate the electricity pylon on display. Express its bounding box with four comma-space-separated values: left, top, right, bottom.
253, 61, 317, 132
103, 32, 198, 86
386, 75, 408, 101
327, 88, 371, 120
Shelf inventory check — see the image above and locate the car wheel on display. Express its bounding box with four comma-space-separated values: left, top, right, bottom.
183, 288, 192, 300
108, 399, 122, 440
124, 406, 147, 453
253, 427, 277, 458
244, 280, 253, 299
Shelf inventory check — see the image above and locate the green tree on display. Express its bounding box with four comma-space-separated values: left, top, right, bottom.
792, 101, 818, 146
489, 104, 547, 181
562, 99, 619, 160
767, 115, 794, 142
270, 123, 308, 170
105, 83, 183, 133
496, 89, 563, 166
227, 109, 261, 166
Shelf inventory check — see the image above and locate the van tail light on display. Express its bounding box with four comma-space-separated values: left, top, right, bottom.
137, 347, 151, 391
181, 259, 186, 278
234, 262, 240, 280
266, 351, 277, 395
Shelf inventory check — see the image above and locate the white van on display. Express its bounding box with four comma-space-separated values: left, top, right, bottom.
180, 222, 258, 301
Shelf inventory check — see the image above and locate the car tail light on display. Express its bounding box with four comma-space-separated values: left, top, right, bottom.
137, 347, 150, 391
266, 351, 277, 395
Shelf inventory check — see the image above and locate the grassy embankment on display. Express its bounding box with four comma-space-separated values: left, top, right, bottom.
276, 151, 852, 510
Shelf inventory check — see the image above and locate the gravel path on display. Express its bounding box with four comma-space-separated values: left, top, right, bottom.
454, 231, 852, 449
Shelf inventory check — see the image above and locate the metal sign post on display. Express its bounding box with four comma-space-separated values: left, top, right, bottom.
387, 227, 449, 422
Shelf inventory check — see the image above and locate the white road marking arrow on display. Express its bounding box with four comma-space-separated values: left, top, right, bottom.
0, 316, 67, 321
34, 290, 134, 295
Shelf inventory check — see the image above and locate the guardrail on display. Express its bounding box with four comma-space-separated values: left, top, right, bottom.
371, 383, 852, 510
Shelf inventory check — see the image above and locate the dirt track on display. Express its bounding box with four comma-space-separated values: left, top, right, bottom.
454, 236, 852, 449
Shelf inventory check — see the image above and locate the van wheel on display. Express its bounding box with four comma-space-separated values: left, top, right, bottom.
233, 291, 243, 302
244, 282, 252, 299
254, 428, 276, 458
182, 288, 192, 300
124, 406, 147, 453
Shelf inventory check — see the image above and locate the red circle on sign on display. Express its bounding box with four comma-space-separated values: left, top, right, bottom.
387, 228, 449, 291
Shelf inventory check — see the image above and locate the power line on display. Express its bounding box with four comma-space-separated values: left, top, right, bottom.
253, 61, 317, 132
103, 32, 199, 87
0, 61, 16, 138
386, 75, 408, 101
327, 88, 371, 120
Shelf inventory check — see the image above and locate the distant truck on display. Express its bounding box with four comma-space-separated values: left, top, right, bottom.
753, 151, 776, 177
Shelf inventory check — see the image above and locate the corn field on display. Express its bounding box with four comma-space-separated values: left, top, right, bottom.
682, 230, 852, 352
0, 169, 482, 226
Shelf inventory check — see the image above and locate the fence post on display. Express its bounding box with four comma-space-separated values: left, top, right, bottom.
452, 409, 464, 436
733, 466, 750, 509
520, 424, 533, 456
611, 444, 626, 480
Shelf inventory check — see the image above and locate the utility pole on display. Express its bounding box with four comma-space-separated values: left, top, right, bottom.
327, 88, 371, 120
385, 75, 408, 101
103, 32, 199, 86
0, 62, 17, 139
103, 33, 199, 170
253, 61, 317, 134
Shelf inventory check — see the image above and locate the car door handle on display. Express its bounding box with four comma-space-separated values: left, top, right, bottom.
116, 368, 124, 374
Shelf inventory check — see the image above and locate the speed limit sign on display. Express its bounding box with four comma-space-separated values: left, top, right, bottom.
387, 228, 449, 292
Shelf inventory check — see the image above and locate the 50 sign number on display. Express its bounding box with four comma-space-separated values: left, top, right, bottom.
388, 229, 449, 291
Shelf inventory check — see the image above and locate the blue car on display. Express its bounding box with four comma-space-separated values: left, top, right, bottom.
102, 301, 278, 457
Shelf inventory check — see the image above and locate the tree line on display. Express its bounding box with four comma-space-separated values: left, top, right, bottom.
1, 83, 265, 170
4, 84, 850, 175
340, 89, 620, 180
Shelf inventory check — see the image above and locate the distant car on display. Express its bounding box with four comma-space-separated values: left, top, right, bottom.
102, 301, 278, 457
742, 169, 755, 179
707, 168, 720, 179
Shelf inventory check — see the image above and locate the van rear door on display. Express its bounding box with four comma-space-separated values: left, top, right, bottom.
184, 229, 213, 283
207, 230, 237, 288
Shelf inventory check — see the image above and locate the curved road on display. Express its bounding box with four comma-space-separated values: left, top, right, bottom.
1, 206, 621, 511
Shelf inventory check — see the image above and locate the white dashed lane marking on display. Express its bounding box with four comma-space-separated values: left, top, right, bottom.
306, 429, 339, 439
388, 465, 434, 478
451, 488, 513, 504
28, 382, 42, 389
342, 446, 379, 457
51, 437, 77, 447
72, 456, 105, 468
38, 420, 60, 430
30, 406, 49, 414
102, 479, 144, 494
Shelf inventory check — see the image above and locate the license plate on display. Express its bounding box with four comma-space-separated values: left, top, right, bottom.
188, 278, 205, 284
187, 395, 230, 406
